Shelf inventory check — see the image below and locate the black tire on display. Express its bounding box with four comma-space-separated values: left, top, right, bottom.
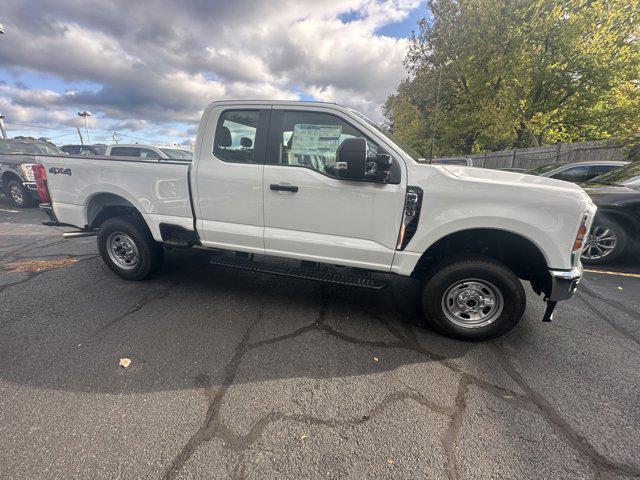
5, 179, 35, 208
421, 254, 526, 341
581, 216, 627, 265
97, 215, 164, 280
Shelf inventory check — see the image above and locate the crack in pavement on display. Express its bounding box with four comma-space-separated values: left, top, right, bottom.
577, 293, 640, 349
579, 282, 640, 321
0, 254, 99, 295
157, 281, 639, 480
162, 291, 533, 479
0, 236, 71, 262
490, 343, 640, 479
162, 301, 267, 480
442, 378, 470, 480
91, 267, 202, 337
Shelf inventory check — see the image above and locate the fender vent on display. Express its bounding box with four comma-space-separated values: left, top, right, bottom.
397, 186, 423, 250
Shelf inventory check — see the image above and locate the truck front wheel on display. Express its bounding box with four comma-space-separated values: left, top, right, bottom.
421, 254, 526, 341
97, 216, 164, 281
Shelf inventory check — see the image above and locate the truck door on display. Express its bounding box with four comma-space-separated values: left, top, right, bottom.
193, 105, 270, 253
262, 107, 405, 271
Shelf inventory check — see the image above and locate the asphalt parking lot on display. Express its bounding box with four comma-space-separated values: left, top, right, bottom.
1, 198, 639, 480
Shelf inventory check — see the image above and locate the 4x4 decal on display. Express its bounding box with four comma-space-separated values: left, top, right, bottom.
48, 167, 72, 176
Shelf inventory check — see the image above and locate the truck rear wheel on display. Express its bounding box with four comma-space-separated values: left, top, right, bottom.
97, 215, 164, 280
421, 254, 526, 341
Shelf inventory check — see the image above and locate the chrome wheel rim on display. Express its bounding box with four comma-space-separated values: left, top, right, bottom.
10, 184, 24, 205
441, 278, 504, 329
106, 231, 139, 270
581, 226, 617, 261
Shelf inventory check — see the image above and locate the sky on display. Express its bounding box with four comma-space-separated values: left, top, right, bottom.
0, 0, 427, 147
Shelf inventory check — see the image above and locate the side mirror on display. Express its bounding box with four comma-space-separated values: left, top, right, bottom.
335, 137, 366, 180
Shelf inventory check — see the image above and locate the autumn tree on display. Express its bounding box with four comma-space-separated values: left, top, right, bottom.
384, 0, 640, 156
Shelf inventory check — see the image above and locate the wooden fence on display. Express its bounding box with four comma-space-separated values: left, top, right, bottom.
445, 140, 629, 170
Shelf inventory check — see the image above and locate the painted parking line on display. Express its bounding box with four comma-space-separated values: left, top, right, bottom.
583, 268, 640, 279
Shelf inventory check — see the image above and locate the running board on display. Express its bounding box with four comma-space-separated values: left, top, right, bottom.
209, 255, 386, 289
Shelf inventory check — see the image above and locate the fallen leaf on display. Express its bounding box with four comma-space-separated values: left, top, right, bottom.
373, 357, 379, 363
387, 459, 395, 465
119, 358, 132, 368
300, 434, 308, 440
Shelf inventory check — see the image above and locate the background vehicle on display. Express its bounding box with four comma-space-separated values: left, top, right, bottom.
35, 100, 594, 341
526, 160, 628, 183
432, 156, 474, 167
105, 144, 192, 161
0, 138, 65, 207
60, 144, 108, 156
580, 161, 640, 264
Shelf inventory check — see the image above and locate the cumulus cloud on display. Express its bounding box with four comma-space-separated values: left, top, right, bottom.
0, 0, 420, 142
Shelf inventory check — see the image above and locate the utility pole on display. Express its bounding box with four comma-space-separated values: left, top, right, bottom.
428, 68, 443, 162
77, 111, 92, 144
112, 132, 118, 144
76, 127, 84, 145
0, 113, 8, 139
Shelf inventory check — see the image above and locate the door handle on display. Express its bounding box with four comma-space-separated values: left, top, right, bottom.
270, 183, 299, 193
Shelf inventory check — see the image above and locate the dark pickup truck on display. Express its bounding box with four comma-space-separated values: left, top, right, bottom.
0, 138, 66, 207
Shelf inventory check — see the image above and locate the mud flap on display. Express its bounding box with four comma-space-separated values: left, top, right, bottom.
542, 299, 557, 323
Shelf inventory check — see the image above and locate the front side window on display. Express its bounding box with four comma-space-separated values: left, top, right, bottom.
214, 110, 259, 163
270, 110, 379, 175
139, 148, 161, 159
551, 165, 590, 182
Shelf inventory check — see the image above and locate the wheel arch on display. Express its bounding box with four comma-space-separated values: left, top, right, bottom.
85, 192, 142, 230
2, 170, 22, 186
411, 227, 550, 284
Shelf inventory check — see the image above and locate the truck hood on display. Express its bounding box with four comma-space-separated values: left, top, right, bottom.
440, 165, 588, 196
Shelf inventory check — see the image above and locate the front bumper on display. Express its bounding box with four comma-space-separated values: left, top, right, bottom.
548, 264, 582, 301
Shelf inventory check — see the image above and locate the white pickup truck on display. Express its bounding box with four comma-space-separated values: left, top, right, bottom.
34, 100, 595, 340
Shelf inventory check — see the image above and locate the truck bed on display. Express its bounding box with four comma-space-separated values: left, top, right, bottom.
37, 154, 193, 239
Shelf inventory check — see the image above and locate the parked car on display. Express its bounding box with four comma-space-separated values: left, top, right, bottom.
0, 138, 65, 207
432, 156, 474, 167
60, 144, 108, 156
526, 161, 628, 183
579, 161, 640, 264
105, 144, 192, 161
35, 100, 594, 341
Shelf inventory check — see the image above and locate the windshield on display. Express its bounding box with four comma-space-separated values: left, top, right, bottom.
160, 148, 193, 161
349, 109, 421, 161
0, 139, 64, 155
526, 164, 563, 175
586, 161, 640, 188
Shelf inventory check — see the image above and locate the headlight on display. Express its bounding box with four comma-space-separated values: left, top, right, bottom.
19, 164, 36, 182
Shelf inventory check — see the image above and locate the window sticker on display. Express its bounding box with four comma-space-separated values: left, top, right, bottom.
290, 124, 342, 159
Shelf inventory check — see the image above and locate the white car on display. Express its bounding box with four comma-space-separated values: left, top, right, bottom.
34, 100, 595, 340
105, 144, 192, 161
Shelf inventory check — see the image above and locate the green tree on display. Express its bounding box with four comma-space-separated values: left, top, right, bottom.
384, 0, 640, 156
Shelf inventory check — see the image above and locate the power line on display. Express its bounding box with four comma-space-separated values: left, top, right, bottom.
48, 132, 78, 140
117, 133, 162, 144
